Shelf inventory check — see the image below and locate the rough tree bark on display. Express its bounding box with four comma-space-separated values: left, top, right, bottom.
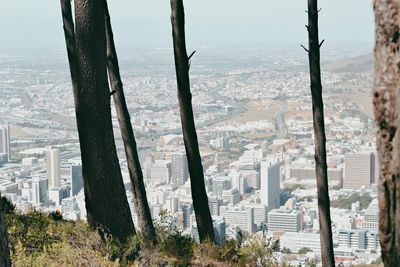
373, 0, 400, 265
60, 0, 135, 242
0, 195, 11, 267
170, 0, 215, 242
304, 1, 335, 266
104, 2, 157, 245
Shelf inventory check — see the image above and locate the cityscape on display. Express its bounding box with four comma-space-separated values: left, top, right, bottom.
0, 43, 380, 265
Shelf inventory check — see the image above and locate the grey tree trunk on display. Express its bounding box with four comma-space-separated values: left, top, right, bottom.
373, 0, 400, 265
104, 2, 157, 245
60, 0, 135, 242
305, 1, 335, 266
170, 0, 215, 242
0, 195, 11, 267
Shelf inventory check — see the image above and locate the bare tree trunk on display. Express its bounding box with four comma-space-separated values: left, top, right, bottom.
104, 2, 157, 245
60, 0, 135, 242
0, 195, 11, 267
170, 0, 215, 242
304, 1, 335, 266
373, 1, 400, 265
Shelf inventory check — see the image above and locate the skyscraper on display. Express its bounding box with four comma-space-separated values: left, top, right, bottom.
343, 153, 377, 189
46, 146, 61, 189
144, 154, 154, 181
32, 174, 48, 205
213, 216, 226, 246
171, 152, 189, 186
260, 159, 281, 211
0, 125, 10, 162
70, 164, 83, 196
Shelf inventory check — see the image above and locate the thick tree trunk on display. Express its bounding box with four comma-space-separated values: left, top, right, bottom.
373, 1, 400, 265
0, 195, 11, 267
104, 2, 157, 245
60, 0, 135, 242
305, 1, 335, 266
170, 0, 215, 242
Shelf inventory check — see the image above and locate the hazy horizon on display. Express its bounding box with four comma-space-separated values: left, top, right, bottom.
0, 0, 374, 50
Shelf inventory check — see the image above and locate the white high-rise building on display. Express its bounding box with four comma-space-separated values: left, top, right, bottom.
0, 125, 10, 162
260, 159, 281, 211
171, 152, 189, 186
31, 174, 48, 205
46, 146, 61, 189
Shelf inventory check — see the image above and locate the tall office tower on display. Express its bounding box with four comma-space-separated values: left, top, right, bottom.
267, 208, 302, 233
213, 216, 226, 246
0, 125, 10, 162
144, 154, 154, 180
212, 177, 231, 198
31, 174, 48, 205
150, 160, 171, 184
260, 159, 281, 211
70, 164, 83, 196
343, 153, 377, 189
171, 152, 189, 186
46, 146, 61, 189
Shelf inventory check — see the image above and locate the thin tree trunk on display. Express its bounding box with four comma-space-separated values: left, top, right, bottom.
373, 1, 400, 265
170, 0, 215, 242
0, 195, 11, 267
104, 2, 157, 245
60, 0, 135, 242
305, 1, 335, 266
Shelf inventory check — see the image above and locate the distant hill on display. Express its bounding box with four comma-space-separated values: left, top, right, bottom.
322, 53, 373, 73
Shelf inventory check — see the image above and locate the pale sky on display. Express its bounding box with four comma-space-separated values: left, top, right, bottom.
0, 0, 374, 49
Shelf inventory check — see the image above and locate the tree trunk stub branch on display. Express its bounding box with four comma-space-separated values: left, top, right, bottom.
305, 1, 335, 266
170, 0, 215, 243
104, 1, 157, 245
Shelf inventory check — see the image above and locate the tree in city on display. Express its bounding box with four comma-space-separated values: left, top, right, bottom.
373, 0, 400, 265
302, 1, 335, 266
0, 195, 11, 267
104, 2, 157, 245
298, 247, 313, 255
60, 0, 135, 242
170, 0, 215, 242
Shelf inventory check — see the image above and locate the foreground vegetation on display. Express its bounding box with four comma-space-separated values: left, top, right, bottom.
0, 197, 384, 266
1, 197, 285, 266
